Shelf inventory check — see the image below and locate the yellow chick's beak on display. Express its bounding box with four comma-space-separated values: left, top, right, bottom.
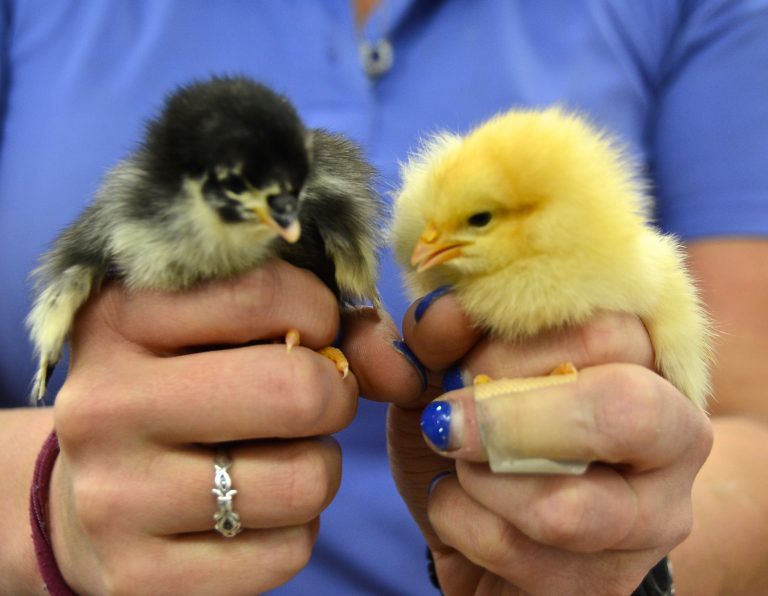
410, 221, 467, 272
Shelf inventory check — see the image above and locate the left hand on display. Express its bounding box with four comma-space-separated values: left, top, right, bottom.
344, 295, 713, 595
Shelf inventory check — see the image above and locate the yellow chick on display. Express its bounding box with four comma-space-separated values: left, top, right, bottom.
391, 107, 712, 409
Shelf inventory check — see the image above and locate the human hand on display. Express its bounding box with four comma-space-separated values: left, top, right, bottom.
382, 291, 713, 595
48, 261, 358, 595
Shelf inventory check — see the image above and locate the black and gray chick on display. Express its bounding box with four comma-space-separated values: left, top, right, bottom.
27, 76, 381, 402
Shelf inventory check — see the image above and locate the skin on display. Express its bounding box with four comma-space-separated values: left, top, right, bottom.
2, 0, 759, 590
1, 237, 766, 594
343, 238, 768, 595
1, 261, 359, 595
2, 1, 765, 586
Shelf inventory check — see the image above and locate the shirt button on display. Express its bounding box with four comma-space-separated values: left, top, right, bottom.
359, 38, 394, 78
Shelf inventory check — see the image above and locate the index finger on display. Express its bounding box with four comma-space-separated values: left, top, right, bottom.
341, 306, 427, 406
84, 260, 340, 353
424, 364, 707, 472
464, 310, 656, 379
56, 344, 359, 445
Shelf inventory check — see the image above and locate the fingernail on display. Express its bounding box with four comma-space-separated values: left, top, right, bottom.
392, 340, 428, 391
428, 470, 454, 497
414, 285, 452, 322
421, 400, 462, 451
441, 363, 466, 392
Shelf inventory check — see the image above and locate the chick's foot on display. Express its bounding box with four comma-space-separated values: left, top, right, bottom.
283, 329, 349, 378
472, 361, 578, 388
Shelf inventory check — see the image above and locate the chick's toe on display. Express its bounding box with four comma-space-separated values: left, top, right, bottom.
318, 346, 349, 379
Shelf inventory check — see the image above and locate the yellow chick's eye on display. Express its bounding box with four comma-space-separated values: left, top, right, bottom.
467, 211, 492, 227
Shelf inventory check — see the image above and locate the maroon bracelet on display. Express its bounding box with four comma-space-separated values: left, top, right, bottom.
29, 431, 78, 596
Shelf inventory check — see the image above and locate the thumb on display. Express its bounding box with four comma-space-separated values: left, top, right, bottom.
387, 403, 454, 551
341, 307, 429, 406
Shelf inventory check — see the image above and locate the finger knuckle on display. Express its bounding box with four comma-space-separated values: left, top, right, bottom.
292, 522, 318, 569
592, 366, 662, 460
576, 572, 640, 596
71, 472, 118, 537
668, 503, 694, 548
280, 354, 332, 428
436, 496, 518, 570
55, 375, 141, 451
269, 523, 318, 580
528, 487, 591, 547
54, 383, 104, 449
283, 351, 354, 433
579, 316, 625, 364
477, 519, 520, 570
106, 565, 147, 596
308, 290, 339, 342
692, 415, 714, 462
105, 550, 176, 596
428, 488, 498, 565
283, 444, 338, 517
579, 313, 650, 367
227, 266, 279, 321
234, 263, 338, 344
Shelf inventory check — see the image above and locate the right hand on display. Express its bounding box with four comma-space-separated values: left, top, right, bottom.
48, 260, 358, 595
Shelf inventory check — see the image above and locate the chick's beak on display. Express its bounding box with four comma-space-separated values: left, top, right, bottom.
410, 221, 467, 272
254, 192, 301, 243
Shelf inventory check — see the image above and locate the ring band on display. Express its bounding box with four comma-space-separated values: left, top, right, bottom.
212, 447, 243, 537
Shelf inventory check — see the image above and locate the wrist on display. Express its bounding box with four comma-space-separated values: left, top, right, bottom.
30, 431, 77, 595
0, 408, 55, 594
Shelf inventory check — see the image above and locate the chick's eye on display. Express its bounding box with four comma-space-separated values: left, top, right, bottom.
467, 211, 492, 227
221, 175, 247, 195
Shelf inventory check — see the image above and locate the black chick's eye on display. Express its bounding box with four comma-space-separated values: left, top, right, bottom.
221, 175, 247, 195
467, 211, 492, 227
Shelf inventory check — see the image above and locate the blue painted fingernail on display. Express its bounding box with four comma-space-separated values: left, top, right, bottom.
428, 470, 454, 497
421, 401, 452, 450
392, 340, 428, 391
442, 363, 466, 392
414, 285, 452, 322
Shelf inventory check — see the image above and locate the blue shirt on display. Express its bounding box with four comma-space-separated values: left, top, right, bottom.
2, 1, 767, 593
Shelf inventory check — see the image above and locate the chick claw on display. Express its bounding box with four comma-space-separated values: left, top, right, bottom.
283, 329, 349, 379
550, 361, 578, 376
285, 329, 301, 352
317, 346, 350, 379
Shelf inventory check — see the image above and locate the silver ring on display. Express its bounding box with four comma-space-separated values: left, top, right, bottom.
212, 447, 243, 537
